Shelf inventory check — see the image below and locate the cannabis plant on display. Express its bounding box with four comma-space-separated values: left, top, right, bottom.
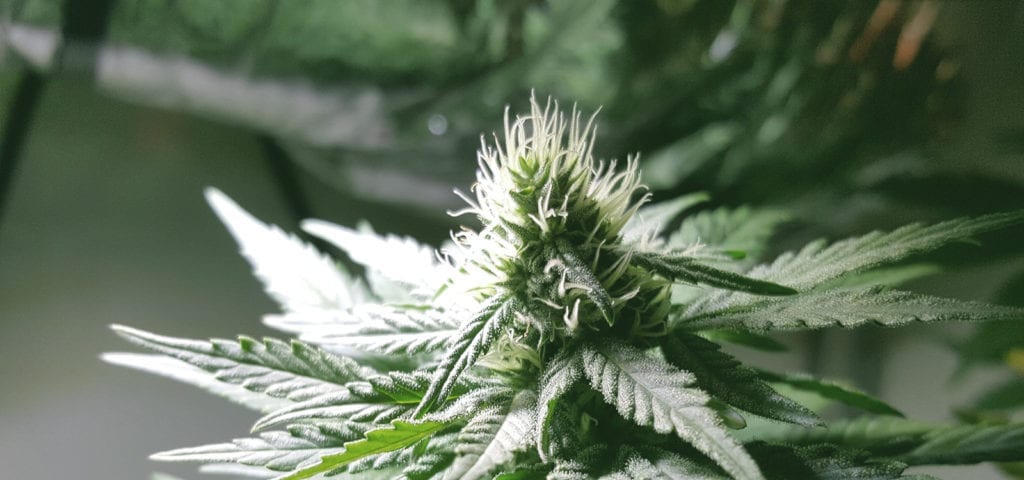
108, 97, 1024, 479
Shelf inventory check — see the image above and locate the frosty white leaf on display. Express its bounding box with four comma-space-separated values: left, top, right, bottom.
580, 340, 765, 480
416, 297, 518, 416
268, 304, 460, 355
613, 449, 727, 480
111, 325, 370, 405
103, 353, 290, 413
199, 463, 277, 478
536, 350, 583, 461
447, 391, 537, 480
302, 219, 443, 297
680, 287, 1024, 332
252, 371, 435, 430
151, 431, 347, 472
205, 188, 370, 312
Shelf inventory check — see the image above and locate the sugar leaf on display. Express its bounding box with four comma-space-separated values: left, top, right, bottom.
580, 340, 765, 480
447, 391, 537, 479
415, 297, 518, 416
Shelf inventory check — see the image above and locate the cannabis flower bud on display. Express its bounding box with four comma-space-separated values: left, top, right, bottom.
448, 97, 666, 349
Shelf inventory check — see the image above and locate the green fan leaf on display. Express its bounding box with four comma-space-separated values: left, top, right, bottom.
756, 371, 903, 417
746, 443, 923, 480
661, 332, 820, 426
755, 211, 1024, 289
415, 296, 518, 416
681, 211, 1024, 324
447, 391, 537, 479
109, 325, 369, 407
282, 420, 449, 480
205, 188, 370, 313
630, 251, 797, 296
668, 206, 790, 263
580, 340, 765, 480
737, 416, 933, 450
900, 423, 1024, 465
680, 287, 1024, 332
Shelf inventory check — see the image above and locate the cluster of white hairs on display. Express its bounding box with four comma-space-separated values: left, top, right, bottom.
443, 95, 649, 298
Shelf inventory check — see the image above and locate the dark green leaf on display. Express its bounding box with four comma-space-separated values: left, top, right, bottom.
756, 371, 903, 417
631, 251, 797, 296
662, 332, 820, 426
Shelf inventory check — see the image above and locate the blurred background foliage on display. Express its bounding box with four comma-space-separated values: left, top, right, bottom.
1, 0, 1022, 478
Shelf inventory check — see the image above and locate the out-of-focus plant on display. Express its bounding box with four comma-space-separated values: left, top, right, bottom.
4, 0, 990, 217
108, 98, 1024, 479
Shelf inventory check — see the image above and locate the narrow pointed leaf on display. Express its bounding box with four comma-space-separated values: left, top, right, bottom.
756, 370, 903, 417
205, 188, 369, 312
661, 332, 820, 426
415, 297, 517, 416
580, 340, 765, 480
631, 251, 797, 296
281, 420, 448, 480
900, 423, 1024, 465
737, 416, 934, 449
746, 443, 920, 480
681, 287, 1024, 332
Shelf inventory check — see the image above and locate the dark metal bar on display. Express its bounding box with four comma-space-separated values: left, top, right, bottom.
257, 134, 333, 252
0, 71, 46, 231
